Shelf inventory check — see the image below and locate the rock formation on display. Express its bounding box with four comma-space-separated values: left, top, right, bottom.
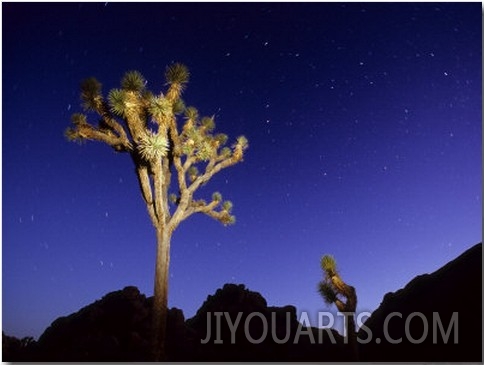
358, 242, 482, 362
3, 243, 481, 362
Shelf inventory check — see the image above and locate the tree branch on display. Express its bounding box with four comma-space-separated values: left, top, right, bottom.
182, 155, 197, 175
188, 151, 243, 195
98, 101, 131, 146
166, 137, 245, 232
183, 199, 218, 219
135, 165, 158, 227
152, 161, 164, 227
182, 199, 233, 225
334, 299, 347, 313
160, 157, 172, 226
69, 122, 131, 152
167, 186, 191, 234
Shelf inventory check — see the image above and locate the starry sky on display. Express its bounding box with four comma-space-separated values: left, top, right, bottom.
2, 2, 482, 339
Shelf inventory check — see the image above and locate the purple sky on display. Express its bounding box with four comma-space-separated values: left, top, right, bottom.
3, 2, 481, 339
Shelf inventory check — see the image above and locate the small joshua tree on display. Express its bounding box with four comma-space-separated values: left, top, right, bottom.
65, 64, 248, 361
318, 255, 358, 360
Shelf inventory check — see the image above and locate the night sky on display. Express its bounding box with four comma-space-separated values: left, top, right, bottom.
3, 2, 482, 340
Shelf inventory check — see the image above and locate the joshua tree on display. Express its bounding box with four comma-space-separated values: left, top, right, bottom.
65, 64, 248, 361
318, 255, 358, 360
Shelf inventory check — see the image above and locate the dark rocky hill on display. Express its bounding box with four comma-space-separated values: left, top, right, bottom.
358, 242, 482, 362
3, 242, 481, 361
185, 283, 351, 361
3, 284, 351, 361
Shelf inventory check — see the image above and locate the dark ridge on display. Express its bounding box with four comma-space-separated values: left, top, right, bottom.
358, 242, 482, 362
3, 243, 481, 361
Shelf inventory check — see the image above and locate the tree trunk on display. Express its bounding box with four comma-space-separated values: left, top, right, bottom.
347, 313, 359, 361
152, 226, 171, 361
330, 274, 358, 361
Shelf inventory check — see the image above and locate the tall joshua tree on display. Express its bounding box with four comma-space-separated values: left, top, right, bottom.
65, 64, 248, 361
318, 255, 358, 360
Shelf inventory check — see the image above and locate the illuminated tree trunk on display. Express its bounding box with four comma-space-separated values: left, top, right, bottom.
331, 278, 358, 361
150, 157, 172, 361
152, 226, 171, 361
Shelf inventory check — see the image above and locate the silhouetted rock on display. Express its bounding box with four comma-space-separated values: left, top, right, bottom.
36, 286, 152, 361
185, 283, 350, 361
3, 243, 481, 361
2, 332, 38, 361
358, 242, 482, 362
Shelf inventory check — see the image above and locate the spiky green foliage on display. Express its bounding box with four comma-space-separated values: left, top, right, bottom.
80, 77, 102, 111
196, 140, 215, 161
184, 106, 199, 121
65, 114, 87, 142
64, 127, 81, 143
108, 89, 127, 116
212, 192, 222, 202
71, 113, 87, 125
318, 281, 338, 305
201, 116, 215, 132
165, 63, 190, 86
169, 194, 178, 204
177, 112, 242, 163
236, 135, 249, 148
165, 63, 190, 102
222, 214, 236, 225
138, 131, 170, 161
148, 95, 173, 122
214, 133, 228, 146
321, 255, 337, 276
222, 200, 233, 212
187, 166, 199, 182
220, 147, 232, 158
122, 71, 146, 92
172, 98, 186, 115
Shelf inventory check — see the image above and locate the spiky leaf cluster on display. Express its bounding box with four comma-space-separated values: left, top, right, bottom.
184, 106, 199, 121
172, 98, 186, 115
180, 112, 223, 161
222, 200, 233, 212
138, 131, 170, 161
219, 197, 235, 225
231, 135, 248, 161
318, 281, 338, 305
317, 255, 340, 306
65, 113, 88, 142
179, 109, 242, 163
169, 193, 178, 204
187, 166, 199, 182
148, 95, 173, 123
80, 77, 103, 111
216, 198, 236, 226
107, 88, 145, 118
71, 113, 88, 126
121, 71, 146, 92
165, 63, 190, 86
321, 255, 337, 276
220, 213, 236, 226
65, 127, 83, 143
212, 192, 222, 202
108, 89, 127, 116
165, 63, 190, 101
